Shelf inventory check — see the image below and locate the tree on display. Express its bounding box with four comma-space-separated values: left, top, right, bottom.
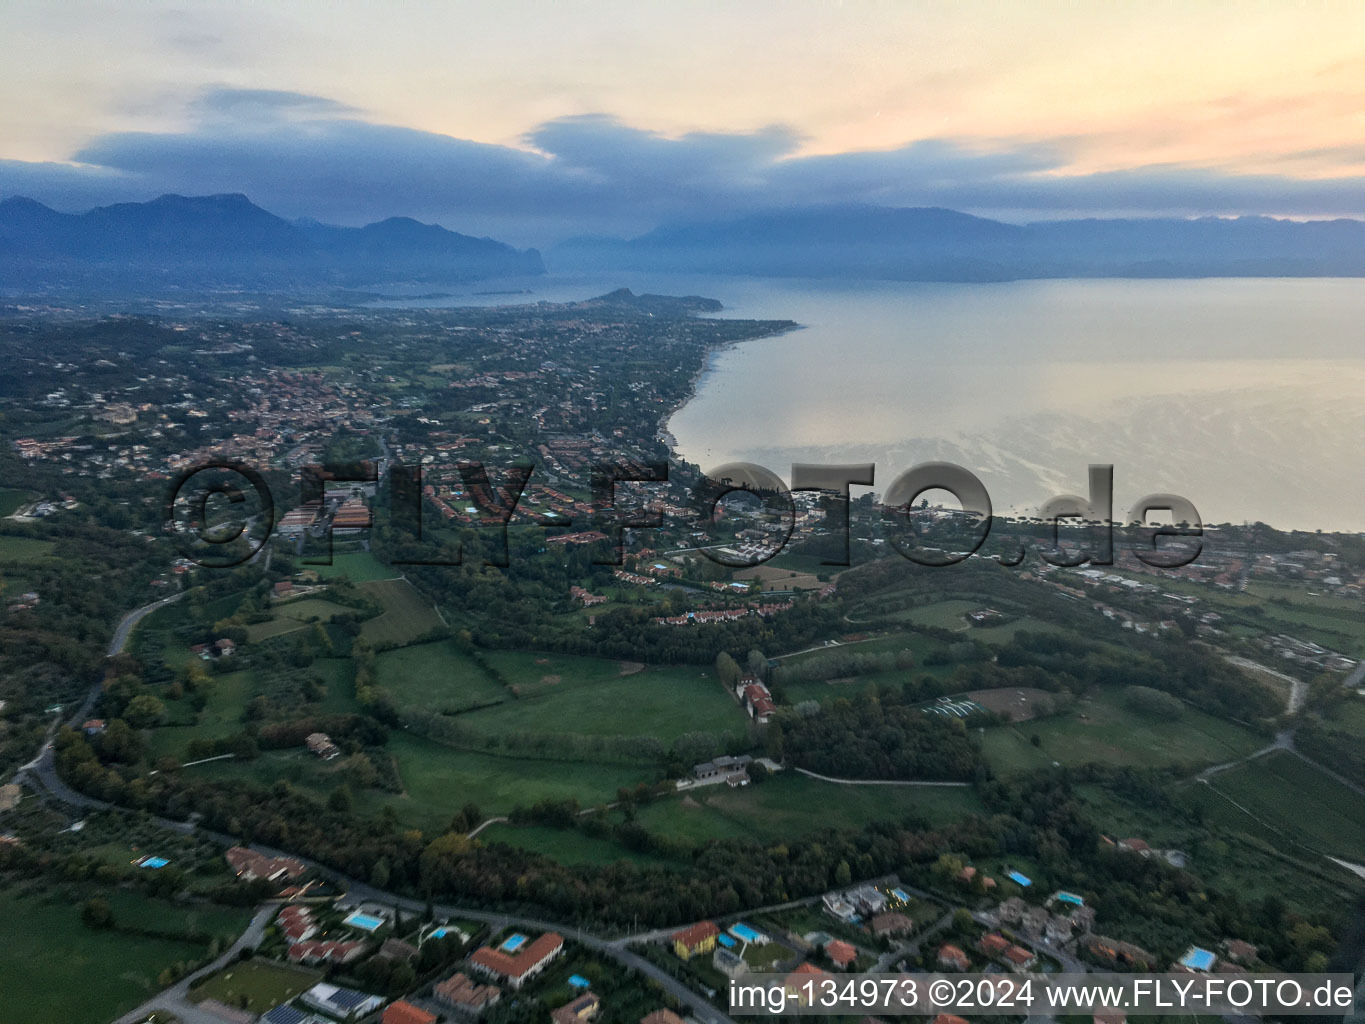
833, 860, 852, 886
124, 694, 167, 729
81, 896, 114, 929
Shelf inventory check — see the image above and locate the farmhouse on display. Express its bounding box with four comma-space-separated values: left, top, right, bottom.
692, 755, 751, 784
305, 732, 341, 760
468, 932, 564, 988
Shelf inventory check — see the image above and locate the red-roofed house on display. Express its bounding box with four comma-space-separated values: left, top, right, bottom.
938, 944, 970, 971
383, 1001, 437, 1024
468, 933, 564, 989
825, 939, 857, 969
671, 921, 720, 960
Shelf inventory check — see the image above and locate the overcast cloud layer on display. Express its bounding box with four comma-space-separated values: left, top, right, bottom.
5, 87, 1365, 247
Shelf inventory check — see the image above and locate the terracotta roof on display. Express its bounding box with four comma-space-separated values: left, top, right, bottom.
383, 1001, 437, 1024
825, 939, 857, 966
434, 971, 500, 1009
640, 1011, 686, 1024
468, 932, 564, 980
671, 920, 720, 948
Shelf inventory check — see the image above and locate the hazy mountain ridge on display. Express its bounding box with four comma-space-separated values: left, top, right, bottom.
552, 204, 1365, 280
0, 193, 544, 291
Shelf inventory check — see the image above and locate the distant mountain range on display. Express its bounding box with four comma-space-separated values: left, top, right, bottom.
0, 193, 543, 292
8, 194, 1365, 293
552, 204, 1365, 280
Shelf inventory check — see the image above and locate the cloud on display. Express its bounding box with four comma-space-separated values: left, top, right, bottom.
189, 88, 361, 121
5, 86, 1365, 246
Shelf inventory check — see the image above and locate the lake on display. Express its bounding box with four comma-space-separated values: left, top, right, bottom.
381, 274, 1365, 532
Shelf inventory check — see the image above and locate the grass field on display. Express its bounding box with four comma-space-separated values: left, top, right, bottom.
246, 597, 355, 642
190, 959, 320, 1013
1196, 750, 1365, 858
0, 887, 211, 1024
466, 652, 740, 740
376, 640, 507, 712
633, 772, 982, 845
146, 670, 255, 762
189, 729, 652, 829
0, 535, 56, 563
357, 578, 445, 645
980, 689, 1263, 774
304, 550, 400, 582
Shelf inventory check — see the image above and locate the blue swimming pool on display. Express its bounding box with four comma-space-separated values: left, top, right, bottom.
139, 856, 169, 869
343, 911, 385, 932
569, 975, 590, 989
890, 888, 909, 902
717, 934, 737, 949
1007, 870, 1032, 887
1056, 891, 1084, 906
1179, 946, 1216, 971
501, 933, 528, 952
729, 923, 763, 943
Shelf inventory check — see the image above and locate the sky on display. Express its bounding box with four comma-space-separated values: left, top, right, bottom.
4, 0, 1365, 245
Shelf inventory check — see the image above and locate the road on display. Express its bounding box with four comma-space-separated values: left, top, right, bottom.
16, 591, 188, 778
791, 767, 970, 788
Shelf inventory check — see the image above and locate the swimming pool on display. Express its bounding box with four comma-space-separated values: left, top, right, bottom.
890, 888, 909, 902
501, 933, 528, 952
139, 856, 169, 869
729, 923, 764, 943
1179, 946, 1216, 971
1055, 891, 1084, 906
343, 911, 386, 932
1007, 871, 1032, 887
430, 926, 452, 939
717, 934, 737, 949
568, 975, 591, 989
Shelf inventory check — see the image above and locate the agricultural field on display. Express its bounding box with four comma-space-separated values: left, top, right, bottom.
379, 732, 652, 827
0, 887, 212, 1024
375, 640, 508, 713
470, 651, 741, 740
733, 564, 825, 591
190, 959, 321, 1014
145, 670, 255, 762
1194, 750, 1365, 859
185, 730, 652, 831
0, 534, 56, 563
357, 578, 445, 645
631, 772, 982, 846
303, 549, 400, 582
245, 596, 355, 642
979, 689, 1264, 774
